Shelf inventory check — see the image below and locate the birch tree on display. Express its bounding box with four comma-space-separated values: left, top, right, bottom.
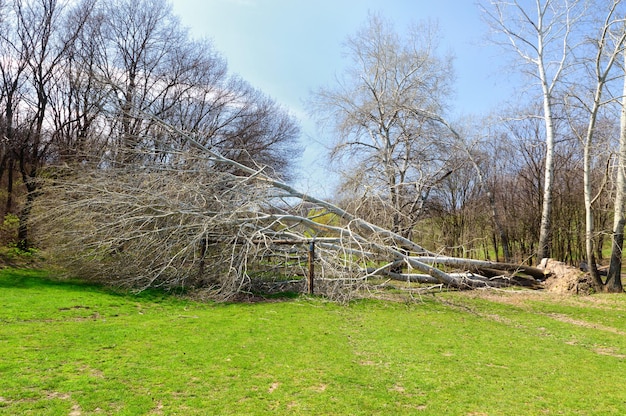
606, 47, 626, 293
482, 0, 585, 262
565, 1, 626, 290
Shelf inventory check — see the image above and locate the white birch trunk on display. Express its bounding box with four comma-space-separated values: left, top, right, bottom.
606, 48, 626, 292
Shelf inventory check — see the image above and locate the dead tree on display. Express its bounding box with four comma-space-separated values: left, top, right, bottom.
34, 112, 550, 300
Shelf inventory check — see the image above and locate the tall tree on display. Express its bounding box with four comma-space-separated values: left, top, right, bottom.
94, 0, 189, 163
48, 0, 109, 164
0, 0, 301, 249
565, 0, 626, 290
88, 0, 300, 178
455, 118, 512, 262
0, 0, 29, 216
482, 0, 586, 262
2, 0, 92, 248
606, 46, 626, 293
310, 13, 457, 239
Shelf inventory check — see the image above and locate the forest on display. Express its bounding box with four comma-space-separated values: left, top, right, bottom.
1, 0, 626, 298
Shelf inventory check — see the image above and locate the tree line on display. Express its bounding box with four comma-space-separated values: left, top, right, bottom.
310, 1, 626, 292
2, 0, 626, 295
0, 0, 300, 249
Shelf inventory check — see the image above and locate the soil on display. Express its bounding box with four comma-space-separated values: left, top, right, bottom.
539, 258, 595, 295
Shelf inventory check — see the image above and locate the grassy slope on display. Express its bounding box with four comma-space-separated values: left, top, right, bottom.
1, 269, 626, 415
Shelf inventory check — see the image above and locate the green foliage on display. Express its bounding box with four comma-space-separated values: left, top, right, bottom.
1, 269, 626, 414
0, 216, 41, 265
306, 208, 340, 237
0, 214, 19, 245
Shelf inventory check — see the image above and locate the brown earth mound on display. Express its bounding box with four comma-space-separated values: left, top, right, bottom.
538, 258, 594, 295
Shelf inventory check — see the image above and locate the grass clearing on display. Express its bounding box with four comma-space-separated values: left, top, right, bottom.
1, 269, 626, 414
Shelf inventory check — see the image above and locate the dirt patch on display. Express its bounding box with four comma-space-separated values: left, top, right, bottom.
268, 382, 280, 393
460, 289, 548, 306
539, 259, 595, 295
69, 404, 82, 416
390, 384, 405, 393
147, 400, 164, 416
593, 346, 626, 358
467, 289, 626, 313
185, 289, 297, 304
546, 313, 626, 335
46, 392, 71, 400
79, 365, 105, 378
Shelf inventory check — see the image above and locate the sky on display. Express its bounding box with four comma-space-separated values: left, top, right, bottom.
169, 0, 515, 198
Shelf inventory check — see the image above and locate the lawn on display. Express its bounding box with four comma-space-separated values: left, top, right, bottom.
1, 268, 626, 415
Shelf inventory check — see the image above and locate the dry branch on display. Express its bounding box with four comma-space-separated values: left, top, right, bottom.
33, 113, 546, 299
412, 256, 549, 281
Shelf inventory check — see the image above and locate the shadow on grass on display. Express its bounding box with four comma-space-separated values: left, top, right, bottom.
0, 268, 84, 289
0, 267, 178, 303
0, 267, 305, 305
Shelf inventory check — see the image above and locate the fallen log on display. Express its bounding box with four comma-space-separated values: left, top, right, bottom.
366, 267, 543, 289
413, 256, 549, 281
137, 112, 547, 294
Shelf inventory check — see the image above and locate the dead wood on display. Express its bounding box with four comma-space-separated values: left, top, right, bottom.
33, 110, 554, 299
413, 256, 549, 281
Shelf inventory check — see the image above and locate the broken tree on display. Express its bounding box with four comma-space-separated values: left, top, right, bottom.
34, 113, 550, 299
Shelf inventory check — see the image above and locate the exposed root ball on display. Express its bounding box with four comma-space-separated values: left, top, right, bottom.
539, 258, 594, 295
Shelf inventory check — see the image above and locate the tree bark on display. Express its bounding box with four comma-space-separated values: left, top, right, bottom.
606, 50, 626, 293
537, 57, 555, 262
412, 256, 548, 280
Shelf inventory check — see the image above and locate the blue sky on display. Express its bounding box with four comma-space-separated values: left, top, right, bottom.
170, 0, 514, 197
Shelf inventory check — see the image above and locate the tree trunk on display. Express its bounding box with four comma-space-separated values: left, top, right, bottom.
5, 157, 14, 215
413, 256, 548, 280
605, 49, 626, 293
606, 219, 624, 292
17, 156, 39, 250
584, 125, 602, 288
537, 75, 555, 262
17, 187, 35, 251
487, 188, 511, 262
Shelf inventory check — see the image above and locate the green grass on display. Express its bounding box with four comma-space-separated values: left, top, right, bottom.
1, 269, 626, 414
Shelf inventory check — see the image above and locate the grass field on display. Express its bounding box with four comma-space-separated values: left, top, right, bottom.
1, 268, 626, 415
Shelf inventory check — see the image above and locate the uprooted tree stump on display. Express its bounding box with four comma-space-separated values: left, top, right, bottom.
539, 258, 595, 295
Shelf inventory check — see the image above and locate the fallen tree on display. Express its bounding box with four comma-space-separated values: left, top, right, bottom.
33, 114, 550, 300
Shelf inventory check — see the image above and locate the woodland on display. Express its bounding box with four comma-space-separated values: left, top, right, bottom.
2, 0, 626, 299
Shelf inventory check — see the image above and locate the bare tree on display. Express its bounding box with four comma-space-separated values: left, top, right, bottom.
0, 0, 93, 248
448, 118, 513, 262
0, 0, 30, 217
34, 112, 548, 300
186, 78, 301, 181
606, 46, 626, 292
0, 0, 301, 250
84, 0, 301, 178
310, 13, 457, 240
48, 0, 109, 164
89, 0, 191, 163
564, 1, 626, 290
482, 0, 586, 262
